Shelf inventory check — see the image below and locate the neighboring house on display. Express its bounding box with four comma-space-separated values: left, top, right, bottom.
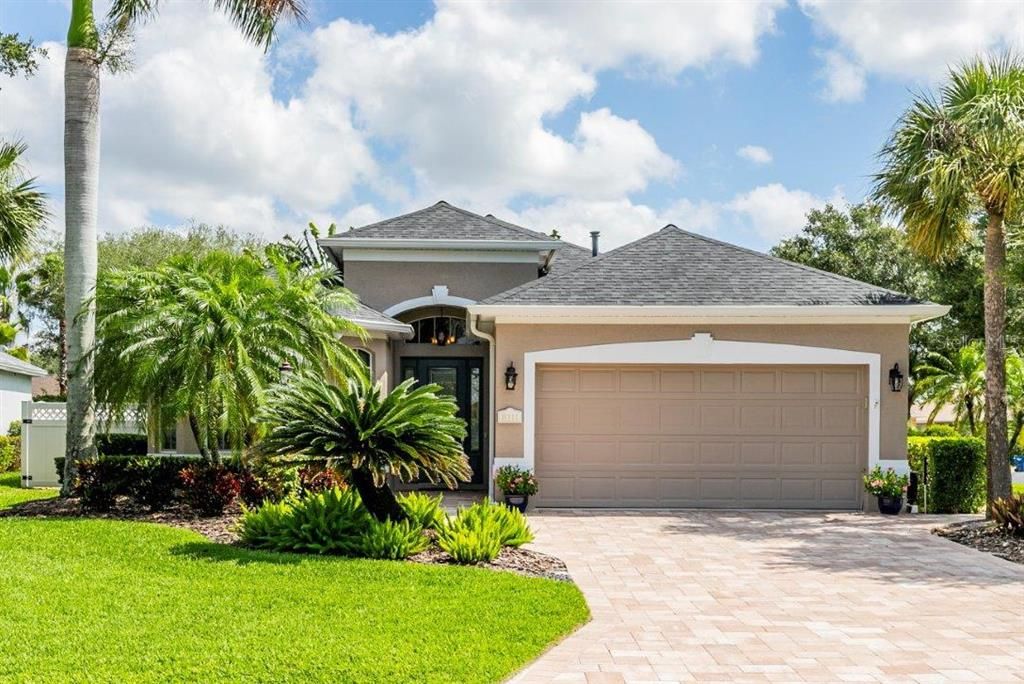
31, 375, 62, 398
909, 402, 957, 427
0, 351, 48, 431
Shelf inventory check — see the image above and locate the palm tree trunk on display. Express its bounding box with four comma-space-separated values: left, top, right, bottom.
983, 210, 1012, 513
58, 315, 68, 396
61, 4, 100, 495
349, 470, 406, 522
188, 412, 211, 461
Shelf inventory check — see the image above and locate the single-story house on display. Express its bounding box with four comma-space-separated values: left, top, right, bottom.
0, 351, 48, 431
308, 201, 947, 510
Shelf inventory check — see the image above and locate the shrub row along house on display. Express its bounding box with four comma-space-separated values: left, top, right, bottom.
159, 201, 946, 509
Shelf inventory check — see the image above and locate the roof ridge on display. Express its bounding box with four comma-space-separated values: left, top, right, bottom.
482, 226, 671, 303
341, 203, 442, 235
662, 224, 919, 300
442, 203, 557, 242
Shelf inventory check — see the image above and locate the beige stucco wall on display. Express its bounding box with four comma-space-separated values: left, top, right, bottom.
344, 261, 538, 311
491, 322, 910, 462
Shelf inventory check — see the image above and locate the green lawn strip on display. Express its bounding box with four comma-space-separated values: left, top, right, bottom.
1013, 482, 1024, 496
0, 471, 58, 509
0, 518, 588, 683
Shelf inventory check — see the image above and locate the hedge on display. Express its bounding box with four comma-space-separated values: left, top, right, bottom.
96, 433, 148, 457
0, 435, 19, 472
906, 436, 986, 513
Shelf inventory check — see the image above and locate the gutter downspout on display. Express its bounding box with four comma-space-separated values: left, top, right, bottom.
468, 312, 497, 500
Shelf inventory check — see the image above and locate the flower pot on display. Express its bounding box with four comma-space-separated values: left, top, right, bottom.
877, 494, 904, 516
504, 493, 528, 513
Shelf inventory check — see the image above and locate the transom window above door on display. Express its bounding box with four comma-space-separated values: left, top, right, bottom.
405, 314, 478, 346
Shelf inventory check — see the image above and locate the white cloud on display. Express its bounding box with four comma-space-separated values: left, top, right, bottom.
510, 183, 840, 252
737, 145, 773, 164
801, 0, 1024, 101
2, 1, 787, 237
728, 183, 844, 242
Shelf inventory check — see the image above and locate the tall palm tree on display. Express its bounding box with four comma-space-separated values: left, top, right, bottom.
873, 55, 1024, 509
259, 370, 472, 522
0, 140, 46, 262
93, 249, 359, 463
915, 342, 987, 436
62, 0, 306, 493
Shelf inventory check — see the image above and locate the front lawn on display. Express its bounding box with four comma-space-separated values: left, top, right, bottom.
0, 484, 587, 683
1014, 482, 1024, 496
0, 472, 57, 508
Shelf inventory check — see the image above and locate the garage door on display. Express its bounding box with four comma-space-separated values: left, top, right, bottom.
534, 364, 867, 509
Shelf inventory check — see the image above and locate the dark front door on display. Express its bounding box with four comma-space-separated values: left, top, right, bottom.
401, 357, 485, 487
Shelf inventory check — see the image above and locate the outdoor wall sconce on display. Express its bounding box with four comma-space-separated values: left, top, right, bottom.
888, 363, 904, 392
504, 362, 518, 391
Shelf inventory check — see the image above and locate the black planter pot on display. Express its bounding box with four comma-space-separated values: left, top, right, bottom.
877, 494, 904, 516
503, 493, 529, 513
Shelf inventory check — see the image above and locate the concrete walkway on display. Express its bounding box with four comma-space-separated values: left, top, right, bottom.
513, 511, 1024, 683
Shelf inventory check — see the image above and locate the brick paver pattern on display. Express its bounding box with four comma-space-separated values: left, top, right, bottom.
512, 511, 1024, 684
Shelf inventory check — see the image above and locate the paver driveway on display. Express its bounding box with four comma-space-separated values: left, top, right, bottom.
513, 511, 1024, 683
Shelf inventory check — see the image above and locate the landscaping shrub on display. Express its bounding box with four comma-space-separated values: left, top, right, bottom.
398, 491, 447, 530
453, 499, 534, 548
910, 424, 960, 437
179, 463, 240, 516
360, 518, 430, 560
925, 437, 986, 514
54, 457, 65, 486
297, 466, 347, 496
436, 517, 503, 564
74, 459, 132, 511
127, 457, 203, 511
237, 488, 371, 555
906, 436, 936, 474
991, 494, 1024, 536
0, 435, 19, 472
7, 419, 20, 437
96, 433, 148, 457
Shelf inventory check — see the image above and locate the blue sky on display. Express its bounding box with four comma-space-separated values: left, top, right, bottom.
3, 0, 1022, 251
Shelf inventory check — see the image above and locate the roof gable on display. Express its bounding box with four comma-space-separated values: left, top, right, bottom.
338, 201, 558, 242
481, 225, 923, 307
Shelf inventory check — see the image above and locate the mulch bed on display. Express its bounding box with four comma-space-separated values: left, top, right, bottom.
933, 519, 1024, 565
1, 496, 572, 581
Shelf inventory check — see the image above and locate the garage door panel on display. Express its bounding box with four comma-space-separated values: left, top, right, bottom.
535, 363, 867, 509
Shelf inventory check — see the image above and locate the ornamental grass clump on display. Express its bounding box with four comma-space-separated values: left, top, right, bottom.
398, 491, 447, 530
436, 499, 535, 564
991, 494, 1024, 537
360, 518, 430, 560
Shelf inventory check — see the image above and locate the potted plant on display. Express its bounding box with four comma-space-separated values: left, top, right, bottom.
863, 465, 909, 515
495, 465, 538, 513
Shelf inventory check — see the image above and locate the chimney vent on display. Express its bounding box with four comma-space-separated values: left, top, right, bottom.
590, 231, 600, 257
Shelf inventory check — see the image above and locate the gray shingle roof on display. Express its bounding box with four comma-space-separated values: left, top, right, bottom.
0, 350, 48, 377
339, 201, 558, 242
482, 225, 922, 306
547, 241, 592, 275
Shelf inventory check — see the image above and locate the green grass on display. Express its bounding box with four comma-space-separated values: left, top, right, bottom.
0, 471, 57, 509
0, 476, 587, 683
1013, 482, 1024, 496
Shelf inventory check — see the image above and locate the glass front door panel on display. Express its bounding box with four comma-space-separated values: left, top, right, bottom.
400, 357, 485, 486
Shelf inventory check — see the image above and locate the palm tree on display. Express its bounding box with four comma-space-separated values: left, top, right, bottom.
873, 55, 1024, 509
259, 370, 472, 522
915, 342, 987, 436
62, 0, 305, 492
93, 249, 357, 463
0, 140, 46, 261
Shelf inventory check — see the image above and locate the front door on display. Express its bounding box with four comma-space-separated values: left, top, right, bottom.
401, 358, 485, 487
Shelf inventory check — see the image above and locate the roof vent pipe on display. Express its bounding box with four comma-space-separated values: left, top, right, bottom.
590, 231, 600, 257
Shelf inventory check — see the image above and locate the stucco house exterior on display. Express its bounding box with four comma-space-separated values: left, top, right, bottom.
308, 201, 946, 510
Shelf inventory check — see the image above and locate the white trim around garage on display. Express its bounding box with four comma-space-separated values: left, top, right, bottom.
494, 333, 883, 477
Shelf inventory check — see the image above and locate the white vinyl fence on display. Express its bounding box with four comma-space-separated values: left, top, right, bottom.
20, 402, 146, 488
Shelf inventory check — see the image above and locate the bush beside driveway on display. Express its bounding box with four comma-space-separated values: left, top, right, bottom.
514, 511, 1024, 683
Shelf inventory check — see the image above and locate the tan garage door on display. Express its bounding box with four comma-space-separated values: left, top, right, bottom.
535, 364, 867, 509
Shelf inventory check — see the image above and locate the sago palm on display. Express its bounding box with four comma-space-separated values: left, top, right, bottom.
94, 249, 359, 462
259, 370, 472, 522
873, 54, 1024, 507
62, 0, 305, 492
0, 140, 46, 262
914, 342, 987, 436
